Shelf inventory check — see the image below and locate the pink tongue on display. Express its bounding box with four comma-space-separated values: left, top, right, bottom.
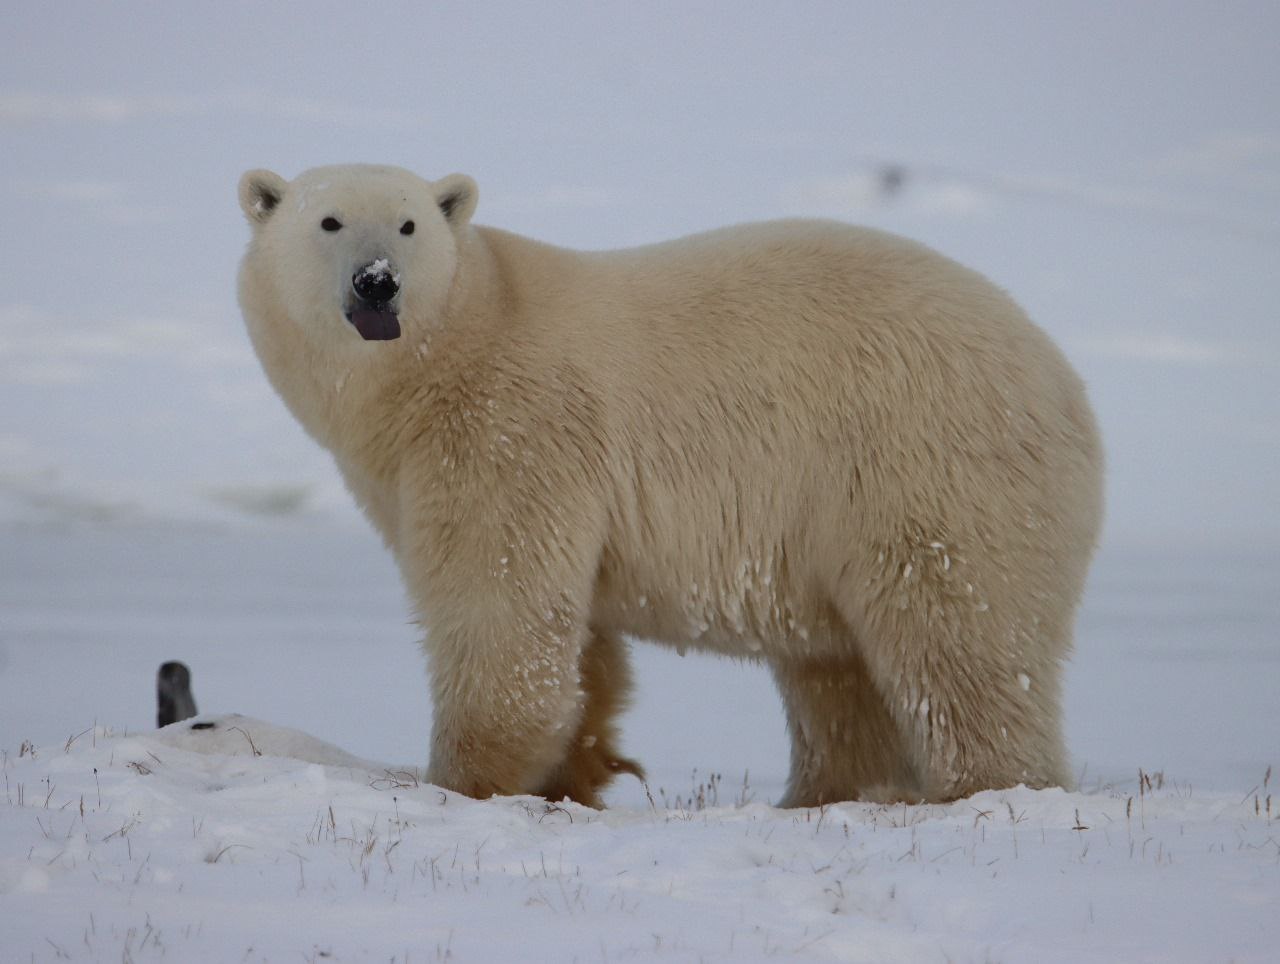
348, 306, 401, 341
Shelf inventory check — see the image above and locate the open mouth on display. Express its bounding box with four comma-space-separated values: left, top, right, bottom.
345, 303, 401, 341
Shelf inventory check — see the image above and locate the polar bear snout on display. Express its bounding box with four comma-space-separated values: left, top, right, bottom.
345, 258, 402, 341
352, 258, 401, 304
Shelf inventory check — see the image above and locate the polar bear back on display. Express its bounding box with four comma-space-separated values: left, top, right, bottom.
465, 220, 1101, 662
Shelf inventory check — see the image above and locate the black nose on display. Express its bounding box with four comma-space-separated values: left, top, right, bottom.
352, 261, 400, 304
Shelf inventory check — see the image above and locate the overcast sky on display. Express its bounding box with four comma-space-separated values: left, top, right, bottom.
1, 1, 1277, 546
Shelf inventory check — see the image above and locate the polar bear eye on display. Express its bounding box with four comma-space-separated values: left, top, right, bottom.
400, 220, 415, 236
321, 217, 343, 232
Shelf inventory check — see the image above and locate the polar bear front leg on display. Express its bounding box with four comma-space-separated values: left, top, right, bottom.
395, 372, 615, 800
421, 594, 592, 800
401, 454, 610, 800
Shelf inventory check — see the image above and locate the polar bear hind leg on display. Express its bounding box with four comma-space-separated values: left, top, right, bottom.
772, 650, 923, 807
849, 588, 1072, 804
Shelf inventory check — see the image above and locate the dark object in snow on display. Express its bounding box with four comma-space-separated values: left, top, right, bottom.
157, 661, 198, 727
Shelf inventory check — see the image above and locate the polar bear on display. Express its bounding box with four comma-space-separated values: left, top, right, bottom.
237, 164, 1103, 808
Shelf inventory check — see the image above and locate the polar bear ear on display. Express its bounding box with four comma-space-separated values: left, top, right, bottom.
434, 173, 478, 228
239, 169, 288, 226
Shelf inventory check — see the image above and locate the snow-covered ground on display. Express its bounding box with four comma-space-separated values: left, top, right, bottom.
2, 524, 1278, 961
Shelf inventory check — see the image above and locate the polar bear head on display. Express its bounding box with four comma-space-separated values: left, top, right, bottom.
238, 164, 477, 344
